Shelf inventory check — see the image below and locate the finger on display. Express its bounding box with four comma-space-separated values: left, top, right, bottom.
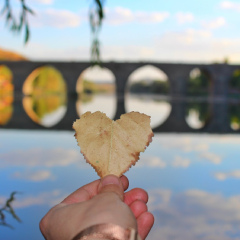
61, 178, 101, 204
98, 175, 124, 201
61, 175, 128, 205
137, 212, 154, 240
124, 188, 148, 206
120, 175, 129, 191
129, 200, 148, 218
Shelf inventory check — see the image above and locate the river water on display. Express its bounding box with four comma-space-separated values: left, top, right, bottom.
1, 92, 240, 240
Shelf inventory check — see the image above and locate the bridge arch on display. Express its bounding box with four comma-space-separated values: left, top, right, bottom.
125, 64, 171, 128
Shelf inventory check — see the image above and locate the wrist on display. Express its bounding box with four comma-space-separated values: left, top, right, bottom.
72, 223, 141, 240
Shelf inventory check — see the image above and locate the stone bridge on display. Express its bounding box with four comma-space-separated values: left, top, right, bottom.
1, 61, 240, 133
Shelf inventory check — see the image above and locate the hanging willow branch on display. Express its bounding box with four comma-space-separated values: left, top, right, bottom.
0, 192, 21, 229
1, 0, 34, 44
1, 0, 104, 64
89, 0, 104, 65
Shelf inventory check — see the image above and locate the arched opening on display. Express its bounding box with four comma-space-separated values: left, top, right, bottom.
187, 68, 212, 97
229, 69, 240, 98
22, 66, 67, 127
186, 68, 212, 129
0, 65, 14, 125
76, 66, 116, 119
125, 65, 171, 128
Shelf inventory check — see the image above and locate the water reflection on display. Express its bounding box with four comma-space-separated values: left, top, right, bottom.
126, 65, 171, 128
125, 94, 171, 128
229, 102, 240, 130
185, 101, 210, 129
1, 131, 240, 239
76, 66, 116, 119
0, 65, 14, 125
22, 94, 67, 127
76, 93, 116, 119
22, 66, 67, 127
149, 188, 240, 240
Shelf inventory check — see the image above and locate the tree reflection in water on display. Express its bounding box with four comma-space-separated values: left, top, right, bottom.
229, 103, 240, 130
126, 65, 171, 128
0, 192, 21, 229
22, 66, 67, 127
185, 102, 210, 129
0, 65, 14, 126
76, 66, 116, 119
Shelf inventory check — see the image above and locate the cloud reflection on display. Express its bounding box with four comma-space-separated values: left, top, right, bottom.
12, 170, 53, 182
153, 134, 223, 166
138, 156, 166, 168
148, 188, 240, 240
172, 156, 191, 168
0, 148, 84, 168
214, 170, 240, 181
200, 152, 222, 164
12, 190, 66, 209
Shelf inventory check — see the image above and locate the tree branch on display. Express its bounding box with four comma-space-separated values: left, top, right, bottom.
1, 0, 34, 44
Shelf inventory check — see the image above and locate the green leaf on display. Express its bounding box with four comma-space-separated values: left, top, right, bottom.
24, 23, 29, 44
23, 5, 34, 15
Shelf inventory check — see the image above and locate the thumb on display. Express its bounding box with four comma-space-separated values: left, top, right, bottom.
98, 175, 124, 201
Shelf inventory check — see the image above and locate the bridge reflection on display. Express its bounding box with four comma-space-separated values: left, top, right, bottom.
0, 93, 239, 133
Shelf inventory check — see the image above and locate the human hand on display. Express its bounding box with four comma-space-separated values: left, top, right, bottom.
40, 175, 154, 240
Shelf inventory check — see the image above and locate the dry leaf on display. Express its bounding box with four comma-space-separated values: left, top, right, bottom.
73, 111, 154, 177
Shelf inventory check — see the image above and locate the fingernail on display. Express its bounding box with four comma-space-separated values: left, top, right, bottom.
101, 175, 121, 187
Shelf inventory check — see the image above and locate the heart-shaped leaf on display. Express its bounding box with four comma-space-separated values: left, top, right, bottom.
73, 111, 154, 177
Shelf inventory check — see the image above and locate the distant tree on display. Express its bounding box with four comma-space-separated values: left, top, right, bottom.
1, 0, 104, 64
230, 104, 240, 130
230, 69, 240, 90
187, 68, 210, 96
129, 80, 170, 95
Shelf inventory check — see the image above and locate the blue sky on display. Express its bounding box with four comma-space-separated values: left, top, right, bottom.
1, 0, 240, 63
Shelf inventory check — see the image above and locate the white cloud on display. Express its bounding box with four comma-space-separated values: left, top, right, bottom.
102, 45, 155, 61
151, 28, 240, 63
23, 25, 240, 63
176, 12, 194, 24
105, 7, 169, 25
135, 11, 170, 24
172, 156, 191, 168
174, 28, 212, 42
214, 170, 240, 181
31, 0, 54, 5
30, 9, 81, 28
202, 17, 226, 30
148, 188, 240, 240
22, 42, 90, 61
220, 1, 240, 11
13, 170, 53, 181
